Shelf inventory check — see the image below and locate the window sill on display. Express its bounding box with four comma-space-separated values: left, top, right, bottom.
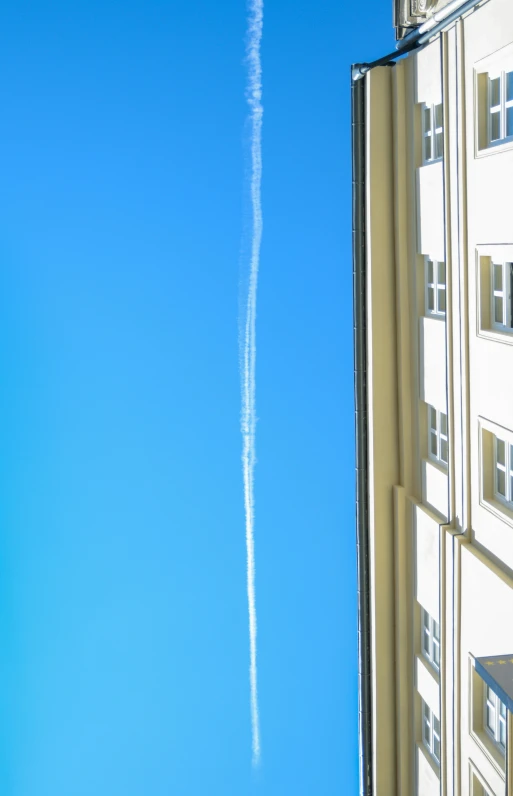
469, 727, 506, 779
422, 156, 443, 166
480, 495, 513, 529
478, 327, 513, 347
476, 136, 513, 158
426, 455, 448, 474
417, 741, 440, 779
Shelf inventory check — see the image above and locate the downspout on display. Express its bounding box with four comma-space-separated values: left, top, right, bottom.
352, 71, 372, 796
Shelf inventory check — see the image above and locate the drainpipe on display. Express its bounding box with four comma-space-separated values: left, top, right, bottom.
352, 69, 372, 796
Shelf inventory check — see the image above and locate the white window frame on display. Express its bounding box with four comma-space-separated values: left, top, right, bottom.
494, 435, 513, 509
491, 261, 513, 332
484, 685, 507, 754
422, 102, 443, 163
428, 405, 449, 467
425, 257, 446, 318
422, 608, 440, 671
422, 700, 441, 765
487, 70, 513, 146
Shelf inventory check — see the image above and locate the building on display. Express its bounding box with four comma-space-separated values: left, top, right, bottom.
352, 1, 513, 794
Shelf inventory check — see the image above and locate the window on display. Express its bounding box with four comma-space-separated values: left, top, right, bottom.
484, 685, 507, 753
494, 436, 513, 508
488, 70, 513, 145
491, 261, 513, 331
425, 258, 446, 317
428, 406, 448, 466
423, 103, 443, 162
422, 608, 440, 671
422, 700, 441, 764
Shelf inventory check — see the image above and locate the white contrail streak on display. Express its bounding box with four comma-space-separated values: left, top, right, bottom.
241, 0, 263, 769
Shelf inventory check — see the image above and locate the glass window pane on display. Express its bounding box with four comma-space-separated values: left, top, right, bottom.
433, 734, 440, 762
438, 261, 446, 286
423, 718, 430, 746
500, 718, 506, 747
493, 263, 503, 291
497, 466, 506, 497
423, 626, 431, 656
440, 412, 448, 436
438, 287, 446, 313
434, 103, 443, 129
435, 131, 443, 159
430, 432, 438, 458
441, 438, 448, 464
486, 704, 496, 732
507, 71, 513, 102
429, 406, 437, 431
507, 105, 513, 137
427, 286, 435, 312
500, 699, 507, 718
490, 76, 501, 108
491, 109, 501, 141
427, 259, 434, 283
497, 438, 506, 466
433, 620, 440, 641
495, 295, 504, 324
424, 106, 431, 134
433, 640, 440, 668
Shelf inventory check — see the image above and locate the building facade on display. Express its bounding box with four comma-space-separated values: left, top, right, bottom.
352, 1, 513, 794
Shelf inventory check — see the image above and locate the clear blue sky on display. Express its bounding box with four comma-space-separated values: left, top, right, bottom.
0, 3, 393, 794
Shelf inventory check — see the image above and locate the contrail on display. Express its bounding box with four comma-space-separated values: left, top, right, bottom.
241, 0, 263, 769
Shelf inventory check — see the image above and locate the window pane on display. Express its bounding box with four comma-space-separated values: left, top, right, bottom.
433, 639, 440, 668
434, 103, 443, 129
500, 699, 507, 718
490, 76, 501, 107
424, 106, 431, 134
438, 287, 446, 313
438, 261, 446, 286
433, 619, 440, 641
509, 264, 513, 327
441, 438, 448, 464
433, 734, 440, 762
507, 71, 513, 102
427, 259, 434, 283
429, 406, 437, 431
507, 105, 513, 137
486, 704, 496, 732
423, 626, 431, 656
493, 262, 503, 291
427, 286, 435, 312
440, 412, 448, 436
497, 466, 506, 497
491, 109, 501, 141
423, 718, 431, 746
500, 718, 506, 747
425, 134, 431, 160
497, 438, 506, 466
430, 431, 438, 458
495, 295, 504, 324
435, 131, 443, 159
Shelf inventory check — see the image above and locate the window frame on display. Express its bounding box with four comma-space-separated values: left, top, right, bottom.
422, 102, 444, 163
428, 405, 449, 467
421, 607, 440, 672
487, 70, 513, 146
425, 257, 446, 318
484, 685, 507, 754
494, 435, 513, 509
491, 261, 513, 332
422, 700, 441, 766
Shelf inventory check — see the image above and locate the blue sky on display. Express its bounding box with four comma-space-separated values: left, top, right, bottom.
0, 2, 393, 794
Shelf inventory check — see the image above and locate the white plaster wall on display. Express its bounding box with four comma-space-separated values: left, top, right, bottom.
416, 655, 440, 719
419, 316, 447, 413
416, 744, 440, 796
415, 41, 442, 107
422, 460, 449, 521
417, 162, 445, 261
414, 503, 441, 621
